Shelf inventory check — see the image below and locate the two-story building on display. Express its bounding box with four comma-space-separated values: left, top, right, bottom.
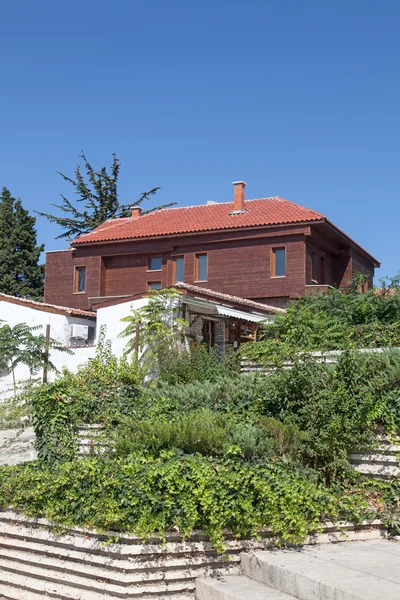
44, 182, 379, 310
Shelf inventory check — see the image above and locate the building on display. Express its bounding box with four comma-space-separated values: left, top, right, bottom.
95, 282, 283, 358
0, 293, 96, 396
44, 182, 380, 310
0, 285, 280, 395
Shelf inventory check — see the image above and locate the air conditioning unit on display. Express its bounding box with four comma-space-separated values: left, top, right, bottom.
69, 324, 89, 340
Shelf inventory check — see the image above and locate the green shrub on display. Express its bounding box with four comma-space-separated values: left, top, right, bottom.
158, 343, 241, 385
114, 409, 303, 462
0, 453, 372, 551
139, 374, 272, 418
115, 409, 230, 457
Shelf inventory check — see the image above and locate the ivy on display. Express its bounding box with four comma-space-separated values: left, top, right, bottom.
0, 453, 373, 552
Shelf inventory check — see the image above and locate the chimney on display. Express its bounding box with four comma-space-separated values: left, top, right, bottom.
232, 181, 247, 211
131, 206, 142, 219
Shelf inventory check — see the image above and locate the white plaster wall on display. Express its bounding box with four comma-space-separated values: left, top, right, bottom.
96, 297, 149, 357
0, 300, 96, 396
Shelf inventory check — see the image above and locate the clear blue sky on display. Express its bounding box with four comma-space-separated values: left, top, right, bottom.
1, 0, 398, 279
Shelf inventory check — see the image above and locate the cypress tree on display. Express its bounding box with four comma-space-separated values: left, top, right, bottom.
36, 152, 175, 241
0, 187, 45, 300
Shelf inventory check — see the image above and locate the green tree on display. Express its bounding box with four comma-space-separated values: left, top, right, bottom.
0, 321, 72, 394
0, 188, 44, 300
36, 152, 175, 241
119, 288, 188, 375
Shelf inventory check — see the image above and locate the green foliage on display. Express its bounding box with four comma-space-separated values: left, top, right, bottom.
247, 274, 400, 359
119, 288, 189, 374
114, 409, 303, 462
259, 349, 400, 481
139, 375, 269, 419
158, 343, 241, 385
31, 379, 78, 465
0, 321, 72, 394
0, 454, 371, 551
0, 187, 44, 299
29, 329, 144, 465
115, 409, 230, 458
35, 153, 175, 241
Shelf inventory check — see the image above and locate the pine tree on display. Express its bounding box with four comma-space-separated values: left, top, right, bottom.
0, 188, 45, 300
36, 152, 174, 241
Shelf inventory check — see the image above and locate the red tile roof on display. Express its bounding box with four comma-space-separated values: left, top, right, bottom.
174, 282, 286, 314
73, 197, 325, 245
0, 293, 96, 318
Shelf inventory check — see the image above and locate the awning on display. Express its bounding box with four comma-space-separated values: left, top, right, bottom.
216, 305, 274, 323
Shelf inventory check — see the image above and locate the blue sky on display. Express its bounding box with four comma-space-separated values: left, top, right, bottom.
0, 0, 398, 279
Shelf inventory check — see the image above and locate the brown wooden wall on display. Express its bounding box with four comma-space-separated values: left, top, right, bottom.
44, 223, 377, 309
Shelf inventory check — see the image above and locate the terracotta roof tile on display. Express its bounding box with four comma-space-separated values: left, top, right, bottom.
73, 197, 325, 244
0, 293, 96, 318
174, 282, 286, 314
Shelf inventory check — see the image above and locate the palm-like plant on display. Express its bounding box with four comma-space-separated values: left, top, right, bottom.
0, 322, 72, 394
119, 288, 188, 375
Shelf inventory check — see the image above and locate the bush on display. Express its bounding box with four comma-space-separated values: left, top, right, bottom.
138, 374, 272, 419
115, 409, 230, 457
158, 343, 241, 385
114, 409, 304, 463
0, 453, 372, 551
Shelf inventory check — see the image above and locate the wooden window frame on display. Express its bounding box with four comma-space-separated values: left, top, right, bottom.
73, 265, 87, 294
148, 257, 163, 272
194, 253, 208, 282
271, 247, 286, 278
147, 281, 162, 292
320, 255, 326, 285
311, 251, 318, 283
173, 256, 185, 283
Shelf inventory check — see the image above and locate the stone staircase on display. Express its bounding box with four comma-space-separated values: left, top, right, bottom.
0, 511, 385, 599
197, 539, 400, 600
349, 436, 400, 480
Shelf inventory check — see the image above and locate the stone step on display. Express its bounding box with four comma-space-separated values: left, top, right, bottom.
352, 463, 400, 478
0, 547, 238, 585
0, 519, 264, 559
0, 575, 192, 600
0, 566, 195, 599
349, 452, 399, 465
196, 574, 296, 600
0, 535, 240, 572
241, 540, 400, 600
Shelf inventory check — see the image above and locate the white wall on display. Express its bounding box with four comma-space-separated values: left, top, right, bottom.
0, 296, 153, 398
0, 300, 96, 397
96, 297, 149, 357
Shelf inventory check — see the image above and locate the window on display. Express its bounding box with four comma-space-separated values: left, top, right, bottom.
311, 251, 318, 282
271, 248, 285, 277
173, 256, 184, 282
148, 257, 162, 271
74, 266, 86, 293
148, 281, 161, 291
195, 253, 208, 281
320, 256, 326, 285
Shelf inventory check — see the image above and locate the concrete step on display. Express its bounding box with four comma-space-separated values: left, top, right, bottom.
352, 463, 400, 478
0, 567, 195, 599
0, 519, 259, 559
0, 536, 240, 572
196, 574, 296, 600
241, 540, 400, 600
349, 452, 399, 465
0, 547, 238, 586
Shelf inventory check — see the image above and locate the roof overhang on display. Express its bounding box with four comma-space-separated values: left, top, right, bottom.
182, 295, 274, 324
215, 305, 274, 323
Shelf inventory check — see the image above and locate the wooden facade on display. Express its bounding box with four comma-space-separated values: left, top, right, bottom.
44, 220, 379, 310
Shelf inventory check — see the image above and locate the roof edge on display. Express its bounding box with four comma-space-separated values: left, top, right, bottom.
71, 220, 320, 247
0, 293, 96, 319
324, 220, 380, 267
